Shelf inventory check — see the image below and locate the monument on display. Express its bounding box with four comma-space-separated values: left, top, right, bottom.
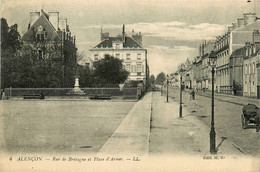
67, 76, 85, 95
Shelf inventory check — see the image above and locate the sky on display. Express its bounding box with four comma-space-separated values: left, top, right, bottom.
2, 0, 260, 76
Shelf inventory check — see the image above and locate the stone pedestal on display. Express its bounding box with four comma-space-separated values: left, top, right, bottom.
67, 77, 85, 95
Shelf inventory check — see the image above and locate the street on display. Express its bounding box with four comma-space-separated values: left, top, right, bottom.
166, 87, 260, 158
149, 91, 247, 157
0, 90, 259, 158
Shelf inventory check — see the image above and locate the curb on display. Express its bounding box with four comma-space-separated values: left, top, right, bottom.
97, 92, 152, 155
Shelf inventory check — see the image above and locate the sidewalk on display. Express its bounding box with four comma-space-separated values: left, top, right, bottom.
149, 92, 246, 158
187, 89, 260, 107
97, 90, 247, 157
97, 92, 152, 156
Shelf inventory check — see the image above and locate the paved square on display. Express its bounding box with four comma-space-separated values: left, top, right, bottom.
0, 100, 136, 154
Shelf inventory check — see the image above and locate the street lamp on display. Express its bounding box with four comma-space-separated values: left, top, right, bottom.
209, 50, 217, 154
166, 74, 169, 102
179, 68, 185, 118
161, 81, 163, 96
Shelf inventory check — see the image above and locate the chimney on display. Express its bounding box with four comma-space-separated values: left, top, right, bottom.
68, 32, 71, 41
237, 18, 245, 28
253, 30, 260, 43
199, 44, 202, 56
227, 26, 233, 32
244, 12, 256, 25
122, 24, 125, 43
245, 42, 251, 56
59, 18, 67, 31
232, 22, 238, 30
48, 12, 59, 30
201, 41, 205, 56
29, 11, 40, 27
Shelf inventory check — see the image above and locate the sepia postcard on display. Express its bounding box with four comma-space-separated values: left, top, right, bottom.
1, 0, 260, 171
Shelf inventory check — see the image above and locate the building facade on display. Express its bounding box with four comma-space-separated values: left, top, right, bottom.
200, 41, 215, 91
216, 12, 260, 94
243, 39, 260, 98
22, 9, 77, 87
89, 25, 149, 84
165, 12, 260, 99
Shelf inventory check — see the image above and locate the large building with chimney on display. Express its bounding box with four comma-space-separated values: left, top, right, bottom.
215, 12, 260, 94
89, 25, 149, 84
22, 9, 77, 87
171, 12, 260, 99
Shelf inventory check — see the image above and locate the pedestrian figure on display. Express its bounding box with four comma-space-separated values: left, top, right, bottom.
195, 87, 198, 93
256, 107, 260, 132
233, 86, 237, 96
192, 89, 195, 100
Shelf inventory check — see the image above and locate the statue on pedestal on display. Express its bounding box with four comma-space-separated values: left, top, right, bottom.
67, 76, 85, 95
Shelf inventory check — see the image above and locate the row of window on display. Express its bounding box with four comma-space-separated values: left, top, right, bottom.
124, 64, 144, 73
217, 69, 229, 76
244, 78, 256, 92
94, 54, 142, 61
216, 35, 230, 50
217, 50, 229, 58
246, 46, 257, 56
217, 50, 229, 66
245, 62, 256, 74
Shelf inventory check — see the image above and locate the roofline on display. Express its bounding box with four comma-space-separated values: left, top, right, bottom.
89, 48, 147, 51
231, 19, 260, 32
93, 36, 142, 48
128, 36, 142, 48
22, 11, 60, 40
41, 12, 60, 39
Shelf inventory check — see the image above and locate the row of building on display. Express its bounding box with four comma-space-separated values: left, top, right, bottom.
171, 12, 260, 99
20, 9, 149, 87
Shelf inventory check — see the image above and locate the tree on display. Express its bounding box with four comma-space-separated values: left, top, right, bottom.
150, 74, 155, 85
1, 17, 77, 88
93, 54, 129, 87
78, 64, 94, 87
155, 72, 166, 85
1, 18, 22, 89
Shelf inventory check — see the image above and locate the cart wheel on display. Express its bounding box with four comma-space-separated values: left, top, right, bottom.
241, 114, 246, 129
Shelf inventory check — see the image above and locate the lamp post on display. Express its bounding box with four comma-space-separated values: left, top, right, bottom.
161, 81, 163, 96
209, 51, 217, 154
179, 68, 184, 118
167, 74, 169, 102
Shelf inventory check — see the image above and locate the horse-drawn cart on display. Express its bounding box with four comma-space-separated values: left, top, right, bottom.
241, 104, 258, 129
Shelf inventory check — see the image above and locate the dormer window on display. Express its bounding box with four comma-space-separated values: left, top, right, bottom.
116, 44, 120, 49
36, 25, 45, 42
